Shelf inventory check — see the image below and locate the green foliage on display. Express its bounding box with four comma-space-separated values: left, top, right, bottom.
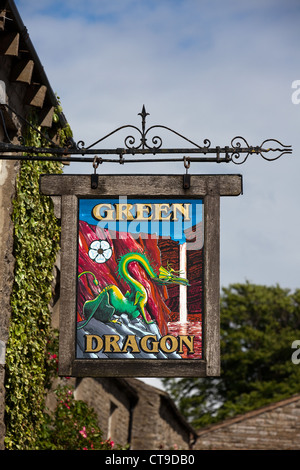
163, 282, 300, 429
38, 384, 116, 450
5, 114, 63, 449
4, 108, 126, 450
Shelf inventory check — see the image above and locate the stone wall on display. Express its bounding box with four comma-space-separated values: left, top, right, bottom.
0, 57, 23, 450
75, 377, 138, 448
194, 395, 300, 450
158, 394, 196, 450
0, 139, 18, 451
75, 377, 197, 450
128, 378, 194, 450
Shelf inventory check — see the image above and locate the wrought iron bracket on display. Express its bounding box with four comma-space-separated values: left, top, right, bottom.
0, 104, 292, 175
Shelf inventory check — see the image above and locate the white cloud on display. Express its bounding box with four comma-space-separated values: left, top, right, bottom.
14, 0, 300, 290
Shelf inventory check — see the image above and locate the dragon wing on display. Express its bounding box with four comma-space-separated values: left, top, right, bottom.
83, 290, 115, 324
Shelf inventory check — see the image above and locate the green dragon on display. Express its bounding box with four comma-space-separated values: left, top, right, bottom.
78, 251, 189, 330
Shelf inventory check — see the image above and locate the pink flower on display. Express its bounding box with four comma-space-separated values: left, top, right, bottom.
106, 438, 114, 448
79, 426, 87, 438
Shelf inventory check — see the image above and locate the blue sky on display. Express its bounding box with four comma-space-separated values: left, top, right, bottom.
14, 0, 300, 288
13, 0, 300, 390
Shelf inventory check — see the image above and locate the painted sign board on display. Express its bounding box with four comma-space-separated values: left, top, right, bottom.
77, 197, 203, 361
40, 174, 242, 377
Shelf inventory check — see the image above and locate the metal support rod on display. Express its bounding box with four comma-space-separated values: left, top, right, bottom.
0, 143, 292, 157
0, 104, 292, 166
0, 154, 254, 164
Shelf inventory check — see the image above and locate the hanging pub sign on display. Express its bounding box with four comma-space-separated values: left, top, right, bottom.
40, 173, 242, 377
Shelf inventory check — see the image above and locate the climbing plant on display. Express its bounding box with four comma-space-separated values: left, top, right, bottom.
38, 384, 116, 450
3, 103, 127, 450
4, 105, 125, 450
4, 109, 64, 449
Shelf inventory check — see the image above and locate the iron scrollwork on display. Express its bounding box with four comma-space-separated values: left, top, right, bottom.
76, 105, 212, 154
230, 136, 292, 165
0, 104, 292, 165
70, 106, 291, 164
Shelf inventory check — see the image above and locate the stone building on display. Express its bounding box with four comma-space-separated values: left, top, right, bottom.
75, 377, 197, 450
72, 377, 300, 450
194, 394, 300, 450
74, 377, 300, 450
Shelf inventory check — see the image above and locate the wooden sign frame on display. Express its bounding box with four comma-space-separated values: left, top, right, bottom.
40, 174, 242, 377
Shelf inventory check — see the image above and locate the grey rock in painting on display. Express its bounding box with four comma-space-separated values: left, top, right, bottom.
76, 313, 181, 360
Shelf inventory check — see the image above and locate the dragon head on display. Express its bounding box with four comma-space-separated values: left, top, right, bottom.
155, 264, 190, 286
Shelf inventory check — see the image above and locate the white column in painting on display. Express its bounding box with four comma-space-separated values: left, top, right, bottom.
179, 242, 187, 324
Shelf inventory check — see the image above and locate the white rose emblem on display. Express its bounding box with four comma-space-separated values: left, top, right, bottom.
88, 240, 112, 264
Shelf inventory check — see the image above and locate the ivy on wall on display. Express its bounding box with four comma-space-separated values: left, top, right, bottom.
4, 108, 66, 450
3, 107, 122, 450
3, 105, 125, 450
